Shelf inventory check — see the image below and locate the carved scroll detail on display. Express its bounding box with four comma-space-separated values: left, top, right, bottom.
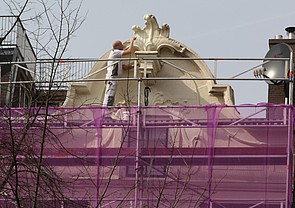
132, 14, 185, 53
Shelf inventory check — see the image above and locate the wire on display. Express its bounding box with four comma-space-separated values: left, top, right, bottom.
144, 86, 151, 106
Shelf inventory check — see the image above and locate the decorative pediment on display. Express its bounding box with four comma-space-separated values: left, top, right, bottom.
62, 14, 235, 107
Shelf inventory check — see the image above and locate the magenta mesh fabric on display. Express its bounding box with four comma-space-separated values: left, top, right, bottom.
0, 104, 293, 208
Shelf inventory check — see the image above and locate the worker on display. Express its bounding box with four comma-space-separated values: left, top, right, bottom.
103, 37, 136, 106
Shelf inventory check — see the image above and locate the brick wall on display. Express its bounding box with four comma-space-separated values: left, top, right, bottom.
268, 84, 286, 104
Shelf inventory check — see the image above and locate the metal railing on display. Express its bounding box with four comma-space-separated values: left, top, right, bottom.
34, 59, 97, 89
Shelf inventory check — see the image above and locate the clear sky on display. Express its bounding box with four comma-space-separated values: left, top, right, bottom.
1, 0, 295, 104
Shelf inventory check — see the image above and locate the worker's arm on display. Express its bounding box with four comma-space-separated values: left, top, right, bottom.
122, 37, 136, 56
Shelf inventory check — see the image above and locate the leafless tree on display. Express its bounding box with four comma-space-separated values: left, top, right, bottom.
0, 0, 85, 207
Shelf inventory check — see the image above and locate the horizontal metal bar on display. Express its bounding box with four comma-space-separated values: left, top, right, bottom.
0, 57, 290, 65
0, 77, 290, 85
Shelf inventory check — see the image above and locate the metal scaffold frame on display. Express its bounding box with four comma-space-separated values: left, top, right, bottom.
0, 55, 294, 208
0, 55, 293, 107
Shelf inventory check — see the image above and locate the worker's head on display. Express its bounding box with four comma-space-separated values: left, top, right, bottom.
113, 41, 124, 50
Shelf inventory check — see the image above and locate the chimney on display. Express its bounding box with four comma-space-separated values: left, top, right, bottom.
285, 27, 295, 39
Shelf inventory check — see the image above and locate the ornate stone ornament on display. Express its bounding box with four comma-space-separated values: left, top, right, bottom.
132, 14, 185, 54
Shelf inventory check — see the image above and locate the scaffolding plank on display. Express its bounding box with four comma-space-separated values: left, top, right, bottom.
37, 147, 287, 166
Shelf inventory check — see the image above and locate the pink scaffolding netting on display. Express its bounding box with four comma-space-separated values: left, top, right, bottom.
0, 104, 293, 208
